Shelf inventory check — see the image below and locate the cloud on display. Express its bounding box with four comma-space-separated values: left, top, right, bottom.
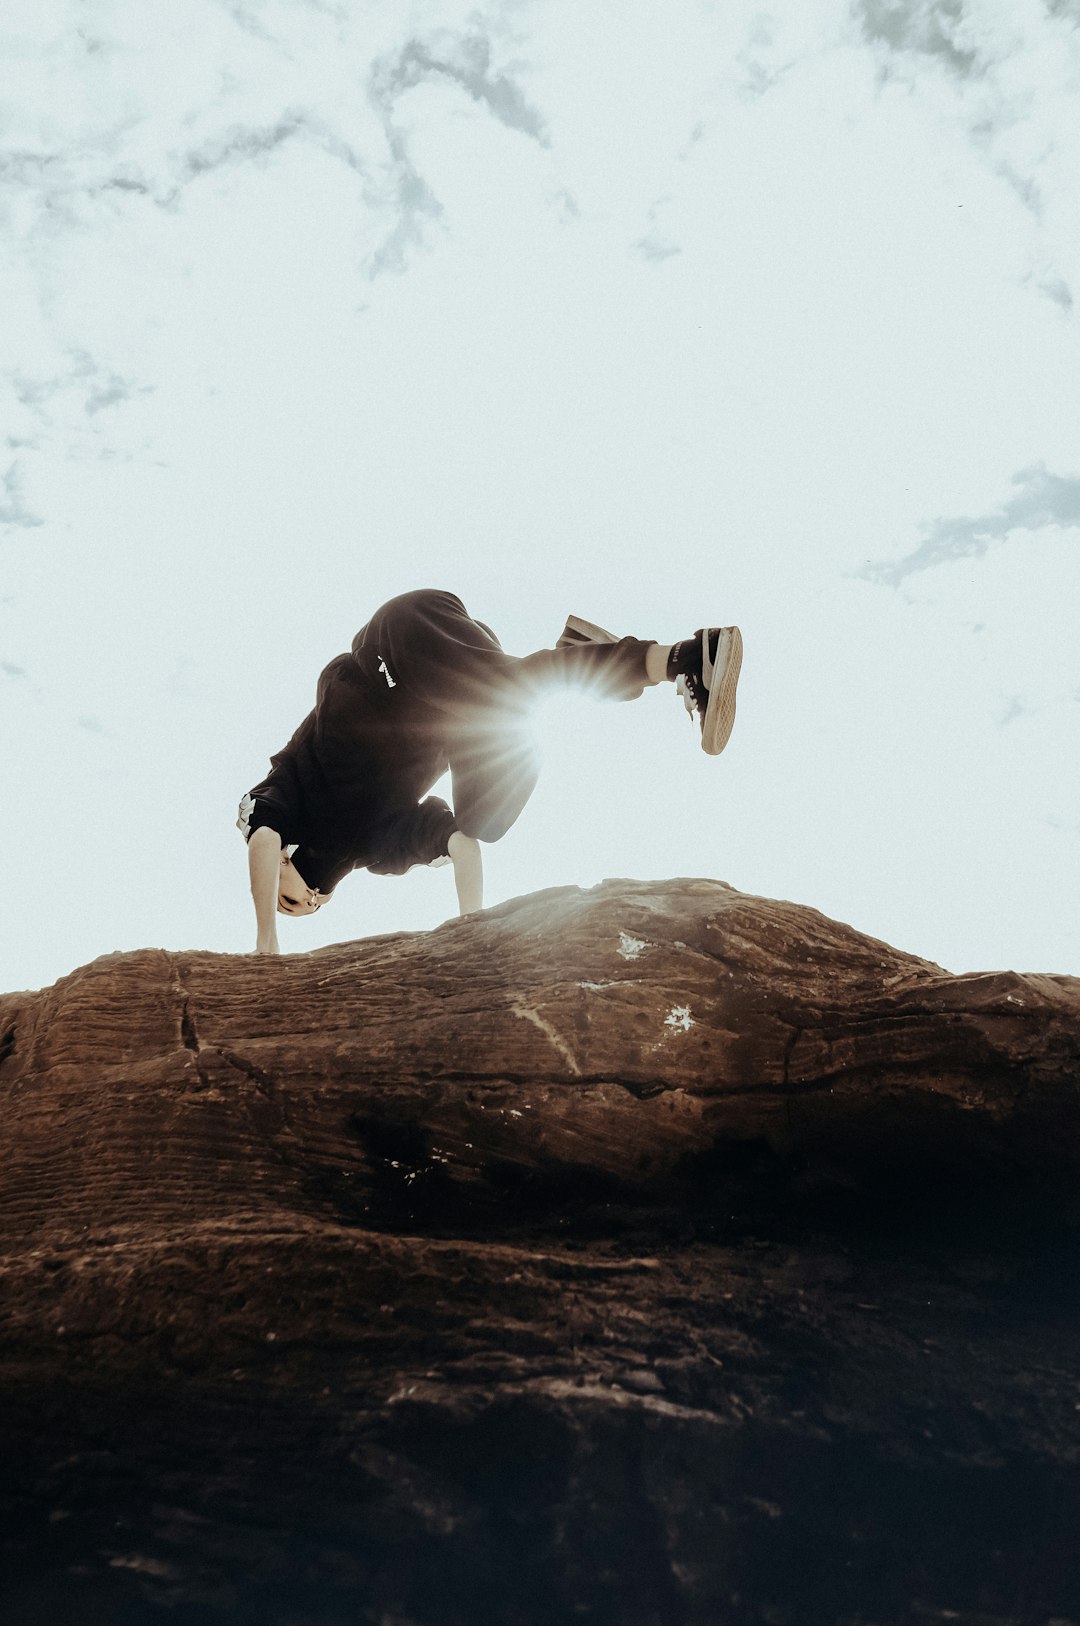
2, 660, 28, 679
10, 349, 146, 421
84, 376, 135, 415
182, 118, 308, 179
0, 460, 43, 529
998, 694, 1030, 726
365, 28, 548, 274
175, 113, 365, 194
861, 465, 1080, 585
217, 1, 287, 47
0, 150, 63, 186
1, 350, 151, 533
729, 12, 802, 99
851, 0, 1077, 275
999, 686, 1080, 729
633, 233, 681, 263
1, 110, 367, 228
1032, 272, 1074, 312
1, 18, 547, 294
362, 140, 442, 277
2, 352, 151, 504
217, 0, 349, 43
854, 0, 980, 75
632, 197, 681, 263
371, 33, 548, 143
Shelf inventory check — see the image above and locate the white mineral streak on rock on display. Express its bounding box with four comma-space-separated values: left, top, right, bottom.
664, 1006, 694, 1032
510, 1003, 581, 1075
618, 932, 648, 960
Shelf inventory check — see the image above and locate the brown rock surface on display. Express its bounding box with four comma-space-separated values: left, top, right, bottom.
2, 877, 1080, 1625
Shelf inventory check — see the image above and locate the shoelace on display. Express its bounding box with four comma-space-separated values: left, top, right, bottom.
675, 671, 704, 720
675, 629, 719, 723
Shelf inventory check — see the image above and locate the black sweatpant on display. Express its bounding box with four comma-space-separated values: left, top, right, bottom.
351, 590, 654, 843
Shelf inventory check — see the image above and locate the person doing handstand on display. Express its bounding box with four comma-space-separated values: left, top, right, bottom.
237, 589, 742, 954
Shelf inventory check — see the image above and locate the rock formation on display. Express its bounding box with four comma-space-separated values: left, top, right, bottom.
1, 877, 1079, 1624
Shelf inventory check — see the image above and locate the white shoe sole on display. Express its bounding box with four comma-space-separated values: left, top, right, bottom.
557, 614, 618, 648
700, 626, 742, 755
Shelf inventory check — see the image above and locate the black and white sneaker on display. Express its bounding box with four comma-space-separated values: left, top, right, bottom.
556, 614, 618, 648
674, 627, 742, 755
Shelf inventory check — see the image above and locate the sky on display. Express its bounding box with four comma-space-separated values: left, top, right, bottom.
2, 0, 1078, 993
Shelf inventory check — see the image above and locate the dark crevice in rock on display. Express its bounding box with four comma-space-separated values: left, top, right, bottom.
616, 1075, 667, 1100
179, 1000, 199, 1056
176, 991, 211, 1090
219, 1046, 277, 1099
171, 956, 203, 1066
392, 1068, 676, 1094
0, 1024, 15, 1070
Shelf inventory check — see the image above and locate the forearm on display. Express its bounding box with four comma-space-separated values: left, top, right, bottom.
448, 830, 483, 915
248, 826, 282, 953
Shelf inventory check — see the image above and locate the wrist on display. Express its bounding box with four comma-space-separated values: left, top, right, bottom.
448, 829, 483, 915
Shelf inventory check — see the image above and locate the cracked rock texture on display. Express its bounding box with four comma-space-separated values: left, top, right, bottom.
1, 877, 1080, 1625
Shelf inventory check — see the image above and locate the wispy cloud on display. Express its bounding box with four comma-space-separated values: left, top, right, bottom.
1, 18, 546, 289
1, 660, 28, 679
855, 0, 980, 75
0, 460, 43, 530
0, 111, 367, 225
361, 137, 441, 278
366, 28, 548, 274
10, 349, 148, 422
634, 233, 681, 263
730, 13, 807, 99
217, 0, 288, 48
999, 686, 1080, 729
633, 197, 681, 263
174, 113, 366, 195
182, 118, 309, 179
1029, 270, 1074, 312
851, 0, 1075, 310
372, 33, 548, 143
861, 464, 1080, 585
998, 694, 1030, 726
0, 150, 63, 186
217, 0, 349, 43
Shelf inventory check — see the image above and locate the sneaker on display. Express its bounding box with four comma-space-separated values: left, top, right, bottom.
556, 614, 618, 649
674, 626, 742, 755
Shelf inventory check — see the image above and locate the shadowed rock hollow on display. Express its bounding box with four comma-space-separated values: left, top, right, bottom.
1, 877, 1079, 1625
